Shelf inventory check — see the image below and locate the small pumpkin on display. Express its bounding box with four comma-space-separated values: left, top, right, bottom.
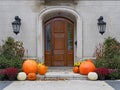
17, 72, 27, 81
73, 67, 79, 73
27, 73, 36, 80
22, 59, 38, 74
79, 61, 96, 75
88, 72, 98, 80
38, 64, 48, 75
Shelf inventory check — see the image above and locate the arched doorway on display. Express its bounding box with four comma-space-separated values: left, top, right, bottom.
37, 7, 83, 65
44, 17, 74, 66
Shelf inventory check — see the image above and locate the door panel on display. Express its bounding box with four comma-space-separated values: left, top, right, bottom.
44, 17, 74, 66
67, 51, 74, 66
52, 20, 66, 66
54, 20, 65, 33
54, 33, 65, 50
53, 54, 65, 66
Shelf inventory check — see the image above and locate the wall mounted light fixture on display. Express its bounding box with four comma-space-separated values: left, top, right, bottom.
97, 16, 106, 35
12, 16, 21, 35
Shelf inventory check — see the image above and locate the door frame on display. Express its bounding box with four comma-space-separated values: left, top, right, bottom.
37, 7, 83, 63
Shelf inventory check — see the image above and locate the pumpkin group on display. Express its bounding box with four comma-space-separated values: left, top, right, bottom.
27, 73, 36, 80
73, 67, 79, 73
38, 64, 48, 75
79, 61, 96, 75
22, 60, 38, 74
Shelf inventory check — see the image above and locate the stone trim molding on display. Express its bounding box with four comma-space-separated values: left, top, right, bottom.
37, 6, 83, 62
40, 0, 78, 4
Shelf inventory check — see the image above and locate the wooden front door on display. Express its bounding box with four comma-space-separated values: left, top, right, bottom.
44, 17, 74, 66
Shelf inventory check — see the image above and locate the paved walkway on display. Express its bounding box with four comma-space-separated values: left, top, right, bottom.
1, 80, 120, 90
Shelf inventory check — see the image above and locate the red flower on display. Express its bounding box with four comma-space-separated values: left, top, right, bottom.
4, 67, 19, 79
95, 68, 110, 75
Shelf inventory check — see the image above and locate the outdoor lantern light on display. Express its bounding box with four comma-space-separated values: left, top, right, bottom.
97, 16, 106, 35
12, 16, 21, 35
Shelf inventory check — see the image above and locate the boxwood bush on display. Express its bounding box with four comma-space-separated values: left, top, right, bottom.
0, 37, 24, 69
94, 37, 120, 70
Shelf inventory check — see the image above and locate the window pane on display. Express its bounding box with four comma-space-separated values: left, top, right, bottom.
68, 23, 73, 50
46, 24, 51, 50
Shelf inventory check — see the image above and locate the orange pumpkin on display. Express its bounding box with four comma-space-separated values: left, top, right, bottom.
27, 73, 36, 80
38, 64, 48, 75
22, 60, 38, 74
86, 59, 93, 63
79, 61, 96, 75
73, 67, 79, 73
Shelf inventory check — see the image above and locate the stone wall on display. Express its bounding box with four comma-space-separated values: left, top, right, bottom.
0, 0, 120, 60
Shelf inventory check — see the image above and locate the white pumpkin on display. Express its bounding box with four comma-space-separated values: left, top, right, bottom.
88, 72, 98, 80
17, 72, 27, 81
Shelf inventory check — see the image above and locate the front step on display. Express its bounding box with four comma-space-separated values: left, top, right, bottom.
48, 67, 73, 72
37, 67, 87, 80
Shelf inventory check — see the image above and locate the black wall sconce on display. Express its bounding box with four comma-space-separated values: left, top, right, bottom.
12, 16, 21, 35
97, 16, 106, 35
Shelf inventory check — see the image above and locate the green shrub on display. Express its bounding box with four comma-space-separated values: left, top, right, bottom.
94, 36, 120, 69
0, 56, 24, 69
0, 37, 24, 69
1, 37, 24, 59
94, 58, 107, 68
109, 71, 120, 80
103, 37, 120, 59
0, 70, 5, 80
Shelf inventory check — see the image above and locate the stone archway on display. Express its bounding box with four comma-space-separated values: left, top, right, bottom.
37, 7, 83, 63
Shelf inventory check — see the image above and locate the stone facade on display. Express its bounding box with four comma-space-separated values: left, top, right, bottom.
0, 0, 120, 63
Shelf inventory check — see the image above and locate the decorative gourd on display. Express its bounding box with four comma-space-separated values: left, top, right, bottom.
38, 64, 48, 75
38, 62, 44, 67
79, 61, 96, 75
22, 60, 38, 74
74, 62, 81, 67
27, 73, 36, 80
17, 72, 27, 81
88, 72, 98, 80
73, 67, 79, 73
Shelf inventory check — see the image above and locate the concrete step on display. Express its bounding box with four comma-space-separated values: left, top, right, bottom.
37, 67, 87, 80
48, 67, 73, 72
